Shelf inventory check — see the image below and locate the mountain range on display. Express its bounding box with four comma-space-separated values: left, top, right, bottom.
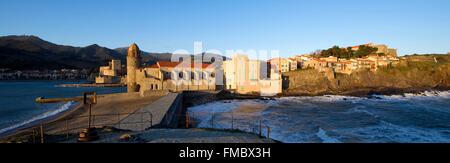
0, 35, 177, 70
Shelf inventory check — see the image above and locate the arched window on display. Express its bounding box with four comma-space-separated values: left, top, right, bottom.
155, 84, 158, 90
211, 57, 215, 63
178, 72, 184, 79
151, 84, 154, 90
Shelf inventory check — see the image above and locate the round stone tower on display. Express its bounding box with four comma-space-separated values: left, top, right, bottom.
126, 43, 141, 93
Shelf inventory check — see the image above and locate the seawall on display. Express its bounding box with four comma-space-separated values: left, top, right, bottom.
117, 92, 183, 130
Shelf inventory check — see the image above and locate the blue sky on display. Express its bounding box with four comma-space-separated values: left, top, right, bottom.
1, 0, 449, 57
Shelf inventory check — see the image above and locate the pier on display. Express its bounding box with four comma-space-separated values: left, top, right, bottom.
35, 97, 83, 103
57, 83, 126, 88
117, 92, 183, 130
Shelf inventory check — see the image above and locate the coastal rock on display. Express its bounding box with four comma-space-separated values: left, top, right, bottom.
283, 55, 450, 96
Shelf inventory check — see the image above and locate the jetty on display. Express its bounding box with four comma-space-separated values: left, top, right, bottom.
57, 83, 126, 88
35, 97, 83, 103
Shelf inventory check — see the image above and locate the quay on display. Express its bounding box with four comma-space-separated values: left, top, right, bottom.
57, 83, 126, 88
35, 97, 83, 103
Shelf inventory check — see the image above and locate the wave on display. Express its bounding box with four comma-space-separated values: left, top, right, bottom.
335, 121, 450, 143
0, 101, 77, 134
186, 90, 450, 143
275, 90, 450, 104
316, 128, 341, 143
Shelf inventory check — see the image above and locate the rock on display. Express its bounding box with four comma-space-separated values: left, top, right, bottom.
119, 134, 133, 141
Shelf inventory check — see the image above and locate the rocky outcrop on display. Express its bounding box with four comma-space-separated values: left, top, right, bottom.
283, 55, 450, 96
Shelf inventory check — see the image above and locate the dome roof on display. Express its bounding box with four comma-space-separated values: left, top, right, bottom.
127, 43, 140, 57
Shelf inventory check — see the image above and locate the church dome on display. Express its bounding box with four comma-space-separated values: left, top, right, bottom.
127, 43, 140, 57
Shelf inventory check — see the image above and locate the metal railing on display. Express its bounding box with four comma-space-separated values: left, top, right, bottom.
184, 111, 271, 139
2, 111, 153, 143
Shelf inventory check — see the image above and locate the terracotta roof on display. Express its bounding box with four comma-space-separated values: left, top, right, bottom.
149, 64, 159, 68
149, 61, 212, 69
157, 61, 181, 68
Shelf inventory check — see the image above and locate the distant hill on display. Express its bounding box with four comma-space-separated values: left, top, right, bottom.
0, 35, 123, 70
0, 35, 228, 70
114, 47, 173, 66
114, 48, 228, 65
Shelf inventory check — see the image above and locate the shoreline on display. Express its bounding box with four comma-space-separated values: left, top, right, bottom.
0, 102, 82, 138
281, 87, 450, 98
0, 92, 164, 141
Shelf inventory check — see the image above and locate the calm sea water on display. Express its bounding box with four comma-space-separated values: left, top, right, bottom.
188, 91, 450, 143
0, 81, 126, 133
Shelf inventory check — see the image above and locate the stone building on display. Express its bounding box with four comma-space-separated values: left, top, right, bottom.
126, 43, 217, 95
351, 43, 398, 57
95, 59, 122, 84
223, 54, 282, 96
268, 57, 291, 73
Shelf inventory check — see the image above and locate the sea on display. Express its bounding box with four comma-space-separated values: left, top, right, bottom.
187, 91, 450, 143
0, 81, 126, 134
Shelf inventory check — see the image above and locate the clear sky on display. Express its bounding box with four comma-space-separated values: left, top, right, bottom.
1, 0, 449, 57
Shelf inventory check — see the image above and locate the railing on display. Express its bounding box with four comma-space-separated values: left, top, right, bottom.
2, 111, 153, 143
184, 111, 271, 139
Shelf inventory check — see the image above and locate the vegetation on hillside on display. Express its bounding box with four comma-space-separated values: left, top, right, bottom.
316, 45, 379, 59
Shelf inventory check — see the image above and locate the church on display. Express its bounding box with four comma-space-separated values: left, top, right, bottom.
126, 43, 217, 96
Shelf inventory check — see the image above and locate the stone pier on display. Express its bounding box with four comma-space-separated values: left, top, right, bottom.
116, 93, 183, 131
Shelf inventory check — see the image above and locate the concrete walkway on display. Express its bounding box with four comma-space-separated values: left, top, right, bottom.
57, 128, 275, 143
116, 93, 182, 131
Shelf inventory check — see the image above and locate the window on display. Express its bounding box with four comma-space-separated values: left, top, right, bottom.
210, 72, 215, 78
191, 72, 195, 80
165, 72, 171, 79
155, 84, 158, 90
178, 72, 184, 79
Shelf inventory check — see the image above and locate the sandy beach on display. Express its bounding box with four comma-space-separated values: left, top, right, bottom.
43, 92, 164, 134
1, 92, 164, 140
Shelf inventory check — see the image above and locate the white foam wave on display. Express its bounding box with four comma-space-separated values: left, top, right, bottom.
337, 121, 450, 143
316, 128, 342, 143
0, 101, 76, 134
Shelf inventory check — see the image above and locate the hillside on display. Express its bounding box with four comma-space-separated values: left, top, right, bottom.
0, 35, 124, 70
283, 55, 450, 96
114, 47, 172, 65
0, 35, 226, 70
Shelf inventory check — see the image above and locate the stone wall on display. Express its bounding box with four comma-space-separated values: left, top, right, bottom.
140, 90, 169, 97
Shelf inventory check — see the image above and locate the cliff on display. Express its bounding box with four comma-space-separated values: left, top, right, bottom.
283, 55, 450, 96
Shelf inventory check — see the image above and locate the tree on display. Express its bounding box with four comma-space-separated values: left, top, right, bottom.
318, 45, 378, 59
354, 45, 378, 58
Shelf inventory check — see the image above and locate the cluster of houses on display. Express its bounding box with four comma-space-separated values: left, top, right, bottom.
0, 68, 90, 80
272, 43, 400, 74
